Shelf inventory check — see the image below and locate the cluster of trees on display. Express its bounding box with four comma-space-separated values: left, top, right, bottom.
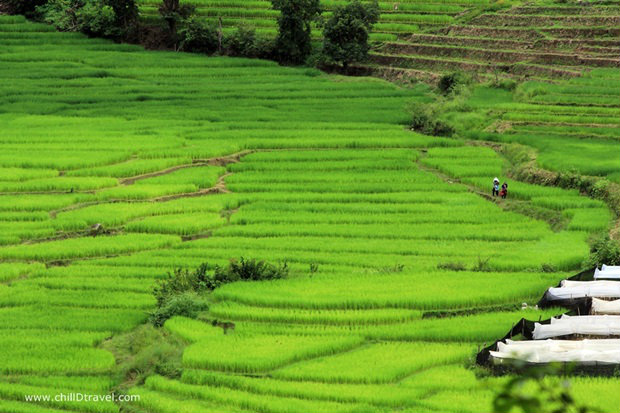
166, 0, 381, 67
3, 0, 140, 38
35, 0, 138, 38
273, 0, 380, 67
7, 0, 381, 68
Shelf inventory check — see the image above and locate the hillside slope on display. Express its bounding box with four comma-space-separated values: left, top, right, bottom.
0, 14, 618, 413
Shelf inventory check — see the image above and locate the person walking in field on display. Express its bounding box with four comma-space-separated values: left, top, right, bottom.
500, 182, 508, 199
492, 177, 500, 197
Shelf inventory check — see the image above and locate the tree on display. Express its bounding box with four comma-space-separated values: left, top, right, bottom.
107, 0, 138, 32
159, 0, 195, 47
271, 0, 321, 64
322, 0, 379, 70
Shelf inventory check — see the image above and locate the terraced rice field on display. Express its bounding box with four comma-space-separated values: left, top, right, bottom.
443, 69, 620, 183
0, 12, 618, 413
136, 0, 493, 41
372, 2, 620, 80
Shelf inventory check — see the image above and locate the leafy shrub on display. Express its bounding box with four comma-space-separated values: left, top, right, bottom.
179, 17, 219, 54
37, 0, 122, 38
437, 261, 466, 271
223, 26, 275, 59
472, 255, 491, 272
153, 263, 211, 308
150, 292, 207, 327
585, 235, 620, 268
78, 1, 119, 36
409, 102, 454, 137
224, 25, 257, 57
225, 257, 288, 281
150, 258, 288, 326
493, 364, 593, 413
497, 79, 517, 91
254, 34, 276, 59
438, 72, 471, 96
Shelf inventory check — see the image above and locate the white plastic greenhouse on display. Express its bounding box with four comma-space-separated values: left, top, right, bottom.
480, 266, 620, 371
490, 339, 620, 365
592, 298, 620, 315
594, 265, 620, 280
533, 315, 620, 339
545, 280, 620, 301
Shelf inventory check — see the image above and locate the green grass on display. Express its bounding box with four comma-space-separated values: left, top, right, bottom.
125, 212, 225, 236
213, 271, 564, 310
183, 333, 364, 373
0, 262, 44, 282
272, 341, 473, 384
0, 234, 180, 261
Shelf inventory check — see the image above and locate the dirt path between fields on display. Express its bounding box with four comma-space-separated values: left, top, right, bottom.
119, 150, 251, 185
33, 150, 253, 248
48, 150, 253, 219
152, 172, 232, 201
416, 150, 569, 232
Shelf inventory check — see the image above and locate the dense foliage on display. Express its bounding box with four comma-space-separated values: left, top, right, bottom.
586, 235, 620, 268
410, 102, 454, 137
322, 0, 379, 69
178, 16, 219, 54
271, 0, 321, 64
151, 259, 288, 325
493, 365, 593, 413
36, 0, 137, 38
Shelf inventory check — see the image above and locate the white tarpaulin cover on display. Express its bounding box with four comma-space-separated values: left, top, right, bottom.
533, 314, 620, 339
560, 280, 619, 288
602, 265, 620, 271
594, 267, 620, 280
490, 339, 620, 364
592, 298, 620, 315
546, 281, 620, 301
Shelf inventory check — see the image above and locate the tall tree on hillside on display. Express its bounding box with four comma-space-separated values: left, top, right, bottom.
159, 0, 195, 46
322, 0, 379, 70
271, 0, 321, 64
107, 0, 138, 32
